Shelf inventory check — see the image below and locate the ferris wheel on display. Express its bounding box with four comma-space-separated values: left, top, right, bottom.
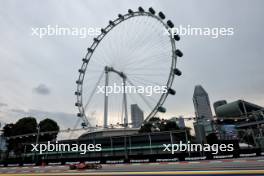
75, 7, 183, 129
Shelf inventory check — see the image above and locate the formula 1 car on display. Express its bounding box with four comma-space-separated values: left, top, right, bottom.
69, 162, 102, 170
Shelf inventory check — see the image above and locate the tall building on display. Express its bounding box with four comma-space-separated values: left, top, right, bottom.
193, 85, 213, 119
177, 116, 186, 129
193, 85, 214, 137
131, 104, 144, 128
193, 122, 207, 144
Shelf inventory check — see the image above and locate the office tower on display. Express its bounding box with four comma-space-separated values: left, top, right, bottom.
131, 104, 144, 128
193, 122, 207, 144
177, 116, 186, 129
193, 85, 213, 119
193, 85, 214, 137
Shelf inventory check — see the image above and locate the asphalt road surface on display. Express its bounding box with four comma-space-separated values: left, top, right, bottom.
1, 157, 264, 175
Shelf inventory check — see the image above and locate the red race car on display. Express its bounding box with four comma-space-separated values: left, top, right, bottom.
69, 162, 102, 170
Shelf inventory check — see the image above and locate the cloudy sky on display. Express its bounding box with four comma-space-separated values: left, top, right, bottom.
0, 0, 263, 133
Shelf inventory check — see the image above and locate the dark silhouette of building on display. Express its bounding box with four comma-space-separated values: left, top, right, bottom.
193, 85, 214, 139
213, 100, 227, 115
193, 85, 213, 120
131, 104, 144, 128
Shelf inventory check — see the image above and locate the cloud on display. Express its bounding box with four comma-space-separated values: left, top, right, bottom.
10, 108, 26, 114
33, 84, 51, 95
0, 103, 8, 113
9, 108, 76, 128
0, 103, 8, 108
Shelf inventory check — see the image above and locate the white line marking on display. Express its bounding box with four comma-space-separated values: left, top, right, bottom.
21, 170, 30, 173
132, 163, 141, 165
188, 161, 200, 164
58, 165, 66, 168
151, 163, 160, 165
233, 160, 246, 163
209, 161, 223, 164
6, 171, 16, 173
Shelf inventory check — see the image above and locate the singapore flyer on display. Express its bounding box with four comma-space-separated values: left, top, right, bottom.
75, 7, 183, 129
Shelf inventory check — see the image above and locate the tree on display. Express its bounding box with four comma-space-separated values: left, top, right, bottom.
2, 117, 60, 155
163, 120, 180, 131
148, 117, 161, 123
139, 117, 181, 133
138, 123, 152, 133
14, 117, 38, 135
39, 118, 60, 142
3, 117, 38, 155
3, 123, 15, 137
3, 123, 15, 152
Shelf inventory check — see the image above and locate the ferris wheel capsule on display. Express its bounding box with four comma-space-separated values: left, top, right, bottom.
175, 49, 183, 57
138, 6, 144, 12
148, 7, 155, 14
158, 12, 166, 19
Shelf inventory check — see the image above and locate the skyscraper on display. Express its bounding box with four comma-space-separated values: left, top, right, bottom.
193, 85, 213, 120
193, 85, 214, 137
177, 116, 186, 129
131, 104, 144, 128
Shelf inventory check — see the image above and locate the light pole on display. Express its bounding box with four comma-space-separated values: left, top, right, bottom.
104, 66, 109, 128
36, 125, 40, 145
34, 125, 40, 164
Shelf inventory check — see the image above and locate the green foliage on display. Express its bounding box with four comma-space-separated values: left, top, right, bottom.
14, 117, 38, 135
163, 120, 180, 131
148, 117, 161, 123
138, 123, 152, 133
2, 117, 60, 155
3, 117, 37, 155
3, 124, 15, 137
139, 117, 195, 142
139, 117, 180, 133
39, 118, 60, 142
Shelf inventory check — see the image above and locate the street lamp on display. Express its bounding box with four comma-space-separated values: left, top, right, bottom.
33, 125, 40, 164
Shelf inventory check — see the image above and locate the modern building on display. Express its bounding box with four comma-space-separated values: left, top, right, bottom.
213, 100, 227, 115
193, 122, 206, 144
214, 100, 264, 119
170, 116, 186, 129
213, 99, 264, 144
79, 128, 139, 139
193, 85, 213, 120
177, 116, 186, 129
131, 104, 144, 128
193, 85, 214, 138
